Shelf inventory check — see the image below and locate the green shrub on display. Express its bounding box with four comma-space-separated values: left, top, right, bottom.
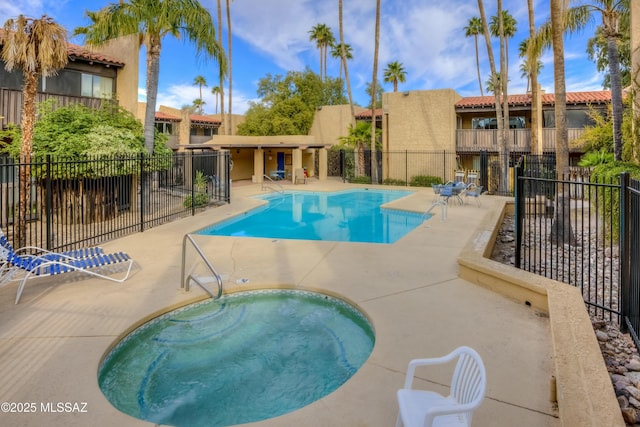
590, 162, 640, 241
409, 175, 442, 187
350, 176, 372, 184
183, 171, 210, 208
383, 178, 406, 186
183, 193, 210, 208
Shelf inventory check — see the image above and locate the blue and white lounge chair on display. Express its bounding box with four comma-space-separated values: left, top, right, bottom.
0, 230, 133, 304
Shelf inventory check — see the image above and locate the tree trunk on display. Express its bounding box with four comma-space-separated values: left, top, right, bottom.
607, 35, 623, 161
498, 0, 510, 195
339, 0, 356, 126
17, 71, 37, 247
226, 0, 233, 135
144, 36, 161, 154
474, 35, 483, 96
370, 0, 381, 184
527, 0, 540, 155
550, 0, 574, 246
477, 0, 504, 193
551, 0, 568, 174
550, 192, 576, 245
217, 0, 226, 135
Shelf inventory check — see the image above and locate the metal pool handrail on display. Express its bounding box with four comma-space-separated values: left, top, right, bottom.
181, 234, 223, 299
262, 174, 284, 193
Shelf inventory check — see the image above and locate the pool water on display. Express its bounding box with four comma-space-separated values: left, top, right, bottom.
98, 289, 375, 427
198, 189, 426, 243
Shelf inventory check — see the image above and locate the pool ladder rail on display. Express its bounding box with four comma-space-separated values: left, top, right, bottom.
262, 174, 284, 193
181, 234, 223, 299
424, 200, 448, 222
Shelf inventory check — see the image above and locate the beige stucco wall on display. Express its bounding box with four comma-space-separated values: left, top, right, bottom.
308, 104, 366, 148
383, 89, 461, 151
92, 35, 140, 117
382, 89, 461, 182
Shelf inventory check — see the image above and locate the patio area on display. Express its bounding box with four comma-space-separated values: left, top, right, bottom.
0, 179, 559, 426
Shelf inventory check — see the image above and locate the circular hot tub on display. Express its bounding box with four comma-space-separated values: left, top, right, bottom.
98, 289, 375, 426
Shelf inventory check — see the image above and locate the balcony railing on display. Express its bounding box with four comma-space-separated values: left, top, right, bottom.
456, 128, 585, 153
1, 88, 106, 128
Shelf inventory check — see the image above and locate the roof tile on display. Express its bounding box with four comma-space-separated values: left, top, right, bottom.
455, 91, 612, 108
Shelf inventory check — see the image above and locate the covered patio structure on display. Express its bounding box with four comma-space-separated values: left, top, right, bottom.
184, 135, 332, 184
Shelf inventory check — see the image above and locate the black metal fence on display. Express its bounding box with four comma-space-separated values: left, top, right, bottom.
0, 151, 230, 251
333, 149, 532, 196
514, 161, 640, 351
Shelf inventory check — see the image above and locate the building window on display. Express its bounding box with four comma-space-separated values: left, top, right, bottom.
472, 116, 526, 129
42, 70, 113, 98
155, 122, 174, 135
81, 73, 113, 98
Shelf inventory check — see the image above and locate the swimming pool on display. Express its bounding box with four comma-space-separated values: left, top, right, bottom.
98, 289, 375, 427
198, 189, 426, 243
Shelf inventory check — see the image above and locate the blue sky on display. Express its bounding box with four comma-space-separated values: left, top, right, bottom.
0, 0, 605, 115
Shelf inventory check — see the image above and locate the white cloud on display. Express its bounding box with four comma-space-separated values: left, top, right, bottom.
152, 83, 255, 116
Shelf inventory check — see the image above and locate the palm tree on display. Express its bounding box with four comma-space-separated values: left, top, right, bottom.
226, 0, 233, 135
477, 0, 508, 194
309, 23, 334, 80
490, 10, 517, 75
75, 0, 225, 153
371, 0, 381, 184
485, 72, 506, 95
338, 0, 356, 125
572, 0, 628, 161
464, 16, 485, 96
518, 40, 543, 93
1, 15, 68, 246
192, 98, 206, 114
216, 0, 226, 135
493, 4, 512, 175
550, 0, 575, 245
330, 42, 352, 81
383, 61, 407, 92
211, 85, 221, 114
526, 0, 542, 154
550, 0, 569, 175
534, 0, 629, 161
339, 122, 372, 177
193, 75, 207, 114
365, 80, 384, 109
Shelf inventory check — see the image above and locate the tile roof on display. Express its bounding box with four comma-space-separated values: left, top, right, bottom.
355, 108, 384, 119
155, 111, 181, 122
455, 91, 612, 109
189, 114, 221, 124
66, 43, 124, 67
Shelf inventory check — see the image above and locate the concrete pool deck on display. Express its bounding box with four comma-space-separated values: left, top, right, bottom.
0, 179, 559, 427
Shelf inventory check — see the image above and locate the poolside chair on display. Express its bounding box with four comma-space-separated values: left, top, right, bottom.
453, 170, 466, 185
465, 170, 479, 187
294, 168, 307, 184
396, 346, 486, 427
0, 230, 133, 304
439, 182, 466, 205
465, 185, 483, 207
431, 183, 443, 202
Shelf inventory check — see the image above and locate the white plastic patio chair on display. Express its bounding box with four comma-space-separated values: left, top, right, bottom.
396, 346, 486, 427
